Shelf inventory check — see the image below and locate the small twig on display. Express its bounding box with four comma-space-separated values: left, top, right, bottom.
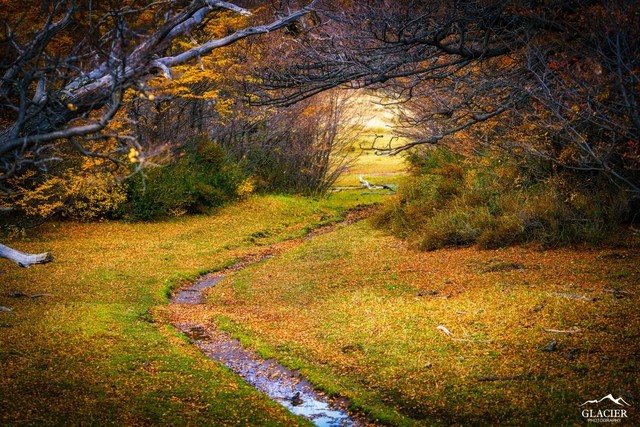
438, 325, 492, 343
544, 328, 581, 334
550, 292, 595, 301
479, 375, 520, 381
452, 338, 493, 343
478, 373, 543, 382
437, 325, 453, 336
30, 293, 54, 299
542, 339, 558, 352
7, 291, 28, 298
0, 306, 15, 313
603, 289, 633, 297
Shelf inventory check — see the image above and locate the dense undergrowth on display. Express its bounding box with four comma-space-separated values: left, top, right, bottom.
1, 137, 247, 226
125, 138, 246, 221
374, 147, 637, 250
2, 129, 353, 228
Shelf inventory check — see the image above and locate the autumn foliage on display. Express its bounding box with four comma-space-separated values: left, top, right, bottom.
1, 0, 638, 237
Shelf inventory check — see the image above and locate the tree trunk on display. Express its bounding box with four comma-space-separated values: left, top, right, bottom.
0, 244, 53, 268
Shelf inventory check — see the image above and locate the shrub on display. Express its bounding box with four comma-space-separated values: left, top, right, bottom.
7, 157, 127, 223
125, 138, 244, 220
212, 92, 359, 196
375, 147, 635, 249
63, 175, 127, 221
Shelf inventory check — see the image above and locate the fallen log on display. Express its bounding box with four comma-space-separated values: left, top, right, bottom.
0, 243, 53, 268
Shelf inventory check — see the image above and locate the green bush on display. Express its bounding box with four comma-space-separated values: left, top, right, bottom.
125, 138, 244, 220
375, 147, 634, 250
2, 154, 128, 225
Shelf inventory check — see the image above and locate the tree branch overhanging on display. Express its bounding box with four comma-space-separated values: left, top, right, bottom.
0, 0, 318, 186
367, 106, 509, 155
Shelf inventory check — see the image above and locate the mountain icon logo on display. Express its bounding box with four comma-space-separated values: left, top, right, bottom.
580, 394, 632, 407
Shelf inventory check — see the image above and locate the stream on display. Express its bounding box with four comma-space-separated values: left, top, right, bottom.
169, 211, 372, 426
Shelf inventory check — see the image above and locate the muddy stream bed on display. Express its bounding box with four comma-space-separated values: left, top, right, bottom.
169, 209, 372, 426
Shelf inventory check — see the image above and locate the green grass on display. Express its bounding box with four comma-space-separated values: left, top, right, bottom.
0, 193, 381, 426
2, 154, 638, 426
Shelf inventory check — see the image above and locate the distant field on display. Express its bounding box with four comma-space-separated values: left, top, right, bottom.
336, 93, 409, 187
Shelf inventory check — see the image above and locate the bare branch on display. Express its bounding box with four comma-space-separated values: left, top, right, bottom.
158, 4, 315, 68
373, 107, 508, 155
0, 0, 318, 189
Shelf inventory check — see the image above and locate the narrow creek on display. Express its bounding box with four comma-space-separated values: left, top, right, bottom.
169, 209, 372, 427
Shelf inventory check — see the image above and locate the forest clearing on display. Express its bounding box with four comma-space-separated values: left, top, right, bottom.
2, 147, 639, 425
2, 1, 639, 425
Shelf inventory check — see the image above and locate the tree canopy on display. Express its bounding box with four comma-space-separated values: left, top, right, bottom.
0, 0, 316, 198
257, 0, 639, 195
1, 0, 639, 264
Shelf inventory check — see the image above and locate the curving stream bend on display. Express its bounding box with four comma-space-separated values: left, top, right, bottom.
169, 210, 373, 426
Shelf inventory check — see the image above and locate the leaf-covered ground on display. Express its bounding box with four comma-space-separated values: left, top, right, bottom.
0, 186, 640, 425
0, 194, 379, 426
198, 220, 639, 425
2, 145, 638, 425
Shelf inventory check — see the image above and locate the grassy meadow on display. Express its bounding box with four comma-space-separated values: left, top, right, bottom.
200, 219, 639, 425
2, 98, 638, 426
0, 194, 379, 426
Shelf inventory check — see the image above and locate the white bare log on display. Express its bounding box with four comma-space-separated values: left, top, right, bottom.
359, 175, 372, 189
0, 243, 53, 268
